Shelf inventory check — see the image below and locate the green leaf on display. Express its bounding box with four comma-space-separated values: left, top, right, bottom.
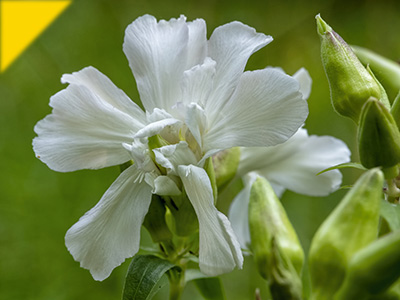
380, 200, 400, 231
317, 162, 367, 175
122, 255, 176, 300
194, 277, 226, 300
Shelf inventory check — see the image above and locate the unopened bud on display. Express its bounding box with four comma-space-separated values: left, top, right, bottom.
358, 98, 400, 171
248, 176, 304, 299
316, 15, 381, 123
334, 231, 400, 299
308, 168, 384, 299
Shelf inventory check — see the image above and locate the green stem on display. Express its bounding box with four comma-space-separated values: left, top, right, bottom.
385, 179, 400, 203
168, 268, 185, 300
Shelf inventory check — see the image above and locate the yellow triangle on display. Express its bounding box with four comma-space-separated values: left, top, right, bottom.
0, 0, 71, 72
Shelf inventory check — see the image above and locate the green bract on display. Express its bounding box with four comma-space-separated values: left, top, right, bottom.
308, 168, 384, 300
358, 98, 400, 171
316, 15, 381, 124
248, 176, 303, 299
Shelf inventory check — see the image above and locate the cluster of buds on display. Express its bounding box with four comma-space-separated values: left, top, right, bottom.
311, 15, 400, 299
316, 15, 400, 180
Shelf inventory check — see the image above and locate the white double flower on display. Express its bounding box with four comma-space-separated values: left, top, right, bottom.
33, 15, 308, 280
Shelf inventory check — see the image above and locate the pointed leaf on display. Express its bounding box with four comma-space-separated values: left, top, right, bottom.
316, 162, 366, 175
122, 255, 176, 300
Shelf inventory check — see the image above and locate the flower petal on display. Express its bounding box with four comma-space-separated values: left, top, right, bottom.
293, 68, 312, 100
33, 82, 145, 172
186, 19, 207, 68
203, 68, 308, 152
238, 128, 351, 196
123, 15, 189, 112
228, 173, 257, 249
65, 165, 153, 281
61, 66, 146, 126
178, 165, 243, 276
134, 118, 182, 139
181, 57, 216, 107
206, 21, 273, 123
154, 141, 198, 175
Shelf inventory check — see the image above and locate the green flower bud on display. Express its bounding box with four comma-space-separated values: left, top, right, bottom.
316, 15, 381, 123
248, 176, 304, 299
143, 195, 173, 243
353, 45, 400, 101
212, 147, 241, 190
308, 168, 384, 300
334, 231, 400, 300
358, 98, 400, 171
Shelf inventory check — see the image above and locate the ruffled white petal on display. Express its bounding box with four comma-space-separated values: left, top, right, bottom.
134, 118, 182, 139
203, 68, 308, 152
228, 173, 257, 249
186, 19, 207, 68
293, 68, 312, 100
178, 165, 243, 276
123, 15, 189, 112
185, 103, 207, 149
181, 57, 216, 107
153, 141, 198, 175
61, 67, 146, 127
33, 82, 145, 172
152, 175, 181, 196
206, 22, 273, 124
238, 128, 351, 196
65, 165, 153, 281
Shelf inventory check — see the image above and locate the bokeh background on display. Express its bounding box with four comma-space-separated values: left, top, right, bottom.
1, 0, 400, 299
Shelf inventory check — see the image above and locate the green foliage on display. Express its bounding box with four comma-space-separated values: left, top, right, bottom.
122, 255, 176, 300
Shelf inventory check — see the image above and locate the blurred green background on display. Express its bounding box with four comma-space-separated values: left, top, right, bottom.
1, 0, 400, 299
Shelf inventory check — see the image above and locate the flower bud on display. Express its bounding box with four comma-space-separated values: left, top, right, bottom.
353, 45, 400, 101
358, 98, 400, 171
308, 168, 384, 299
212, 147, 241, 190
316, 15, 381, 123
248, 176, 304, 299
334, 230, 400, 300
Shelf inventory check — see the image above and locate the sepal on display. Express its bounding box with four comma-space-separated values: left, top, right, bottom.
358, 98, 400, 170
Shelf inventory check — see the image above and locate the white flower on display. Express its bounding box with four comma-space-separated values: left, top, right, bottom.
33, 15, 308, 280
228, 69, 351, 249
